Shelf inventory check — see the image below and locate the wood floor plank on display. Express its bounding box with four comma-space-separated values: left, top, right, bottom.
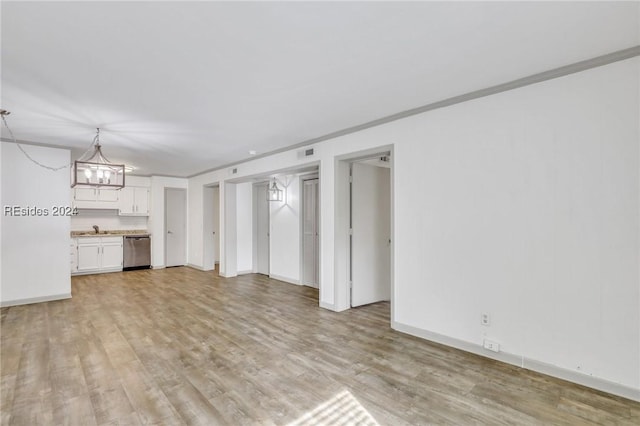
116, 360, 184, 425
1, 267, 639, 425
0, 374, 17, 425
88, 384, 136, 425
52, 394, 98, 426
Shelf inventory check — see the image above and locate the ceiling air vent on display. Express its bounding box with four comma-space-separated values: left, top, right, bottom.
230, 168, 238, 175
297, 147, 316, 159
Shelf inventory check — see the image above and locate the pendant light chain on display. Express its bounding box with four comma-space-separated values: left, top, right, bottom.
1, 110, 99, 172
77, 128, 101, 162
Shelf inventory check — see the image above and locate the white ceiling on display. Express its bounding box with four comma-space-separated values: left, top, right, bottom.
2, 1, 638, 177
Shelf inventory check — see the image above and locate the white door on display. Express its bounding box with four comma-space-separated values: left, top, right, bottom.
97, 189, 119, 202
255, 183, 269, 275
213, 186, 220, 266
77, 243, 100, 271
119, 187, 135, 214
202, 185, 219, 271
102, 240, 124, 269
351, 162, 391, 307
165, 188, 186, 267
75, 188, 96, 201
135, 187, 149, 214
302, 178, 319, 288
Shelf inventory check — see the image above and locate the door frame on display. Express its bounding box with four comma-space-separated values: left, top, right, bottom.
164, 187, 187, 267
349, 159, 391, 307
300, 173, 320, 288
335, 146, 394, 316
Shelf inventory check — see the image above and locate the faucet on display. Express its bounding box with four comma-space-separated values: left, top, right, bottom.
92, 225, 99, 234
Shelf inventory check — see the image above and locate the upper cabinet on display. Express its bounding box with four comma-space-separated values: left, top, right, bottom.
72, 176, 151, 215
119, 186, 150, 216
73, 187, 119, 209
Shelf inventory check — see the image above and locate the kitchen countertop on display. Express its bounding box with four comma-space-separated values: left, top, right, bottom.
71, 229, 150, 237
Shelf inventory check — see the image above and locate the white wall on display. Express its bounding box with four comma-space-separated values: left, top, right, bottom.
221, 182, 237, 277
187, 57, 640, 398
1, 142, 71, 306
0, 141, 2, 297
150, 175, 188, 268
269, 175, 301, 284
71, 210, 148, 232
236, 182, 253, 273
392, 58, 639, 392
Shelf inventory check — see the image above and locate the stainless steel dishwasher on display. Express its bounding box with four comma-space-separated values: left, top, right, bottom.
123, 235, 151, 270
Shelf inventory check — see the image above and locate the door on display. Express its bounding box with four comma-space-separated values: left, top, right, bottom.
202, 185, 218, 271
97, 189, 119, 202
302, 178, 319, 288
165, 188, 187, 267
135, 187, 149, 215
119, 187, 135, 214
75, 188, 96, 201
102, 239, 124, 269
351, 162, 391, 307
212, 186, 220, 266
255, 183, 269, 275
77, 243, 100, 271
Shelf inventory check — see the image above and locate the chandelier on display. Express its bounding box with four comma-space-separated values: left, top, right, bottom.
71, 128, 125, 188
267, 178, 283, 202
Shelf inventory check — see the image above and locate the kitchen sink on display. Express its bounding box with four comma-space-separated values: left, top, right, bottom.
74, 231, 119, 235
71, 230, 149, 237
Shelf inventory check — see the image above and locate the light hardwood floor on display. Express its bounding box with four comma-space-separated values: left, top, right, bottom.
1, 268, 639, 425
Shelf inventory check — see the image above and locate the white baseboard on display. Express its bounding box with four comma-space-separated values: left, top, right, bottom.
237, 269, 253, 275
392, 321, 640, 403
319, 301, 352, 312
151, 265, 165, 270
522, 357, 640, 402
219, 272, 237, 278
72, 268, 123, 276
269, 274, 300, 286
1, 293, 72, 308
187, 263, 206, 271
319, 301, 335, 311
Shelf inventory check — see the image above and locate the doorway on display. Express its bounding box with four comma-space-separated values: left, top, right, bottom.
203, 185, 220, 271
301, 176, 319, 288
253, 182, 270, 275
350, 156, 391, 307
165, 188, 187, 267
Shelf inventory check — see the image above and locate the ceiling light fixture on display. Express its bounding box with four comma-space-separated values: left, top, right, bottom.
71, 128, 125, 189
267, 178, 283, 202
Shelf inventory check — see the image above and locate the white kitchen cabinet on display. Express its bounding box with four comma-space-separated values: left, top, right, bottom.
119, 186, 149, 216
101, 239, 124, 269
73, 187, 120, 209
74, 236, 123, 275
77, 242, 101, 272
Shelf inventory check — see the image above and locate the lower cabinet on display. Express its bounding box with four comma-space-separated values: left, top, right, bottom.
101, 241, 124, 270
73, 237, 123, 275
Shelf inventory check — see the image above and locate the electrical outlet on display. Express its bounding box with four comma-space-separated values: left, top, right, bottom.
481, 313, 490, 326
483, 339, 500, 353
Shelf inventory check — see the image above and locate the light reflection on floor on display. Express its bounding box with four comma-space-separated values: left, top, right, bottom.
288, 389, 379, 426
